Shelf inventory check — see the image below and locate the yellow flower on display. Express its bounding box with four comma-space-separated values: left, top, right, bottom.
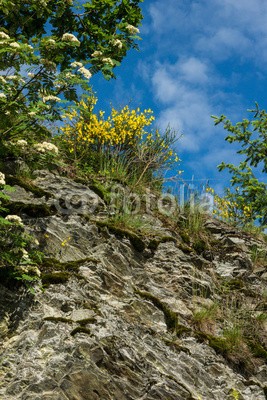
61, 236, 71, 247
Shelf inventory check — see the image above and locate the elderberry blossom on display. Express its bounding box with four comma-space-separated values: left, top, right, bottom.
0, 172, 5, 185
62, 33, 80, 45
42, 95, 61, 103
91, 50, 103, 58
9, 42, 20, 49
33, 141, 59, 154
78, 66, 92, 79
5, 215, 23, 225
125, 24, 139, 35
112, 39, 123, 49
16, 139, 28, 148
0, 32, 10, 40
102, 58, 114, 66
71, 61, 83, 68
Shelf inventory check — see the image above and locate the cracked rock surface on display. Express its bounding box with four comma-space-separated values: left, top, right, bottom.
0, 172, 267, 400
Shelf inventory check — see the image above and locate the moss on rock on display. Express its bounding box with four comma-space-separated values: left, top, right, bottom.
135, 289, 180, 333
41, 271, 70, 285
96, 220, 146, 252
70, 326, 91, 336
5, 175, 51, 198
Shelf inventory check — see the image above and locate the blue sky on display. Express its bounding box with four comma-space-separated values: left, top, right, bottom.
92, 0, 267, 194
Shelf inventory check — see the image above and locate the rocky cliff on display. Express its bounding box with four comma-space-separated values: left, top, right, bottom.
0, 171, 267, 400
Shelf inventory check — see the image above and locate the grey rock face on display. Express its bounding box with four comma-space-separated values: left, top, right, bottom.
5, 170, 105, 218
0, 174, 267, 400
32, 170, 106, 216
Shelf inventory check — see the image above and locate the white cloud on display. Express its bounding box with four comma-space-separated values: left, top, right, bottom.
148, 0, 189, 35
147, 0, 267, 63
177, 57, 209, 84
196, 28, 252, 61
152, 66, 181, 104
150, 59, 218, 152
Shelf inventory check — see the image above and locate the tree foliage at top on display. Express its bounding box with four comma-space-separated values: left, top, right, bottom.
213, 104, 267, 227
0, 0, 143, 141
0, 0, 143, 75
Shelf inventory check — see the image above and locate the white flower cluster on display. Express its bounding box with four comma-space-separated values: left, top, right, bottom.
9, 42, 21, 49
6, 75, 19, 81
0, 93, 6, 100
33, 141, 59, 154
126, 24, 140, 35
62, 33, 80, 45
65, 72, 76, 79
45, 38, 56, 47
0, 76, 6, 84
16, 139, 28, 148
91, 51, 115, 66
78, 66, 92, 79
112, 39, 123, 49
39, 0, 48, 7
71, 61, 83, 68
102, 57, 114, 66
42, 95, 61, 103
91, 50, 103, 58
0, 172, 5, 185
5, 215, 23, 225
0, 31, 10, 40
70, 62, 92, 79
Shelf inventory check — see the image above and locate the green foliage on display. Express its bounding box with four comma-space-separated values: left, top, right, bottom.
108, 213, 148, 231
177, 206, 208, 255
0, 0, 143, 76
250, 244, 267, 265
0, 216, 42, 289
0, 177, 42, 290
0, 0, 143, 143
0, 186, 12, 213
193, 303, 219, 324
213, 104, 267, 227
197, 281, 267, 373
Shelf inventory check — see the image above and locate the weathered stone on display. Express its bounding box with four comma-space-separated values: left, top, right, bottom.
33, 170, 106, 216
4, 185, 47, 206
1, 173, 267, 400
71, 309, 96, 323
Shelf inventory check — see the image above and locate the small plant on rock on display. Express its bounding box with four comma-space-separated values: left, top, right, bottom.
0, 173, 42, 291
